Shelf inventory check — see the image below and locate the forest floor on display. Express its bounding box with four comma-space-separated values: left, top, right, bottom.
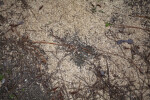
0, 0, 150, 100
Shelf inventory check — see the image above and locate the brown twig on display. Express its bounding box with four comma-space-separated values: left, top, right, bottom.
130, 15, 150, 20
113, 25, 150, 31
32, 41, 95, 55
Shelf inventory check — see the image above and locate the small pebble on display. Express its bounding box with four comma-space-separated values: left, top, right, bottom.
126, 39, 133, 44
116, 40, 126, 44
100, 70, 105, 76
17, 21, 24, 25
117, 39, 133, 44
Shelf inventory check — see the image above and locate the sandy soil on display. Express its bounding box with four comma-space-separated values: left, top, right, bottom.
0, 0, 150, 100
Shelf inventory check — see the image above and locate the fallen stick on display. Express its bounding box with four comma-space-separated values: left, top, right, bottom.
113, 25, 150, 31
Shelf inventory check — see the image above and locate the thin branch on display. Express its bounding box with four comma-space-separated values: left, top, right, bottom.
113, 25, 150, 31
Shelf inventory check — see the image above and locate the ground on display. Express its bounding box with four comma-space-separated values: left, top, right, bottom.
0, 0, 150, 100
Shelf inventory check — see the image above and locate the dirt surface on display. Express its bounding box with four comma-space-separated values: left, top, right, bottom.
0, 0, 150, 100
